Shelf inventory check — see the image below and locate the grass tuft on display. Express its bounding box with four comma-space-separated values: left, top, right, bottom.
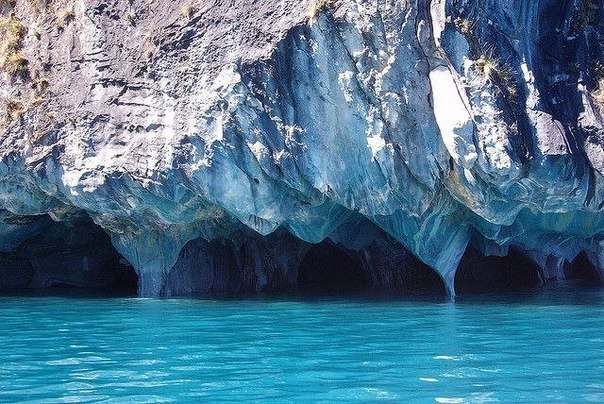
57, 6, 75, 30
454, 17, 475, 36
180, 3, 197, 19
0, 14, 27, 47
2, 51, 28, 75
592, 78, 604, 107
475, 52, 517, 96
4, 99, 25, 122
0, 14, 28, 78
308, 0, 334, 25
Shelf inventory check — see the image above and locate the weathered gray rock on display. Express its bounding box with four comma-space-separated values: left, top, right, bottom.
0, 0, 603, 297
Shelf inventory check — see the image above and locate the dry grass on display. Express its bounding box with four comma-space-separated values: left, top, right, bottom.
143, 32, 155, 60
1, 51, 28, 75
56, 6, 75, 30
0, 14, 27, 46
476, 56, 502, 80
34, 78, 49, 92
455, 17, 475, 36
29, 97, 46, 108
29, 0, 49, 13
4, 99, 25, 122
0, 14, 28, 77
475, 54, 517, 96
593, 79, 604, 107
308, 0, 334, 24
180, 3, 197, 19
1, 94, 48, 129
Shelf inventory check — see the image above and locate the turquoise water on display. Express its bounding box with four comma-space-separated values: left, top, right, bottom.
1, 288, 603, 402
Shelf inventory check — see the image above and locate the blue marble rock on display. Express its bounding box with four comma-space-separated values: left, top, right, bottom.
0, 0, 602, 296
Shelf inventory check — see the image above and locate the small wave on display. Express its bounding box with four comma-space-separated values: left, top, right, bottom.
433, 355, 462, 361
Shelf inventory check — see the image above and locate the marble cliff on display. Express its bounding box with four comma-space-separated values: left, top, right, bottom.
0, 0, 603, 297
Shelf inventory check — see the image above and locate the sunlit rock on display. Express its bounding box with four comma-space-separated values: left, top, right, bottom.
0, 0, 603, 297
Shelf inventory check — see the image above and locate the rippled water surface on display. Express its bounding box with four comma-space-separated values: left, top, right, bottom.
1, 288, 604, 402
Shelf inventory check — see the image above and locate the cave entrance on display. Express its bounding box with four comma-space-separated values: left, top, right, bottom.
297, 241, 371, 295
564, 252, 602, 286
0, 215, 138, 296
396, 257, 448, 296
455, 246, 542, 295
164, 237, 241, 297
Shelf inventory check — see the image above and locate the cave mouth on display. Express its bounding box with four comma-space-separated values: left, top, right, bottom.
455, 246, 542, 295
564, 252, 602, 287
164, 220, 450, 299
395, 256, 448, 297
297, 241, 372, 296
0, 215, 138, 297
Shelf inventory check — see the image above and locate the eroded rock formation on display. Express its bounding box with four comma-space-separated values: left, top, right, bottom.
0, 0, 603, 297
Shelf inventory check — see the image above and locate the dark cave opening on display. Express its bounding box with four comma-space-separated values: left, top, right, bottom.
564, 252, 602, 286
394, 256, 448, 296
297, 241, 371, 295
164, 237, 242, 297
165, 224, 450, 299
455, 246, 542, 295
0, 215, 138, 296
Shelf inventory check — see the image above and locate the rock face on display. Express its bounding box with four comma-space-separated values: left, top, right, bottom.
0, 0, 603, 297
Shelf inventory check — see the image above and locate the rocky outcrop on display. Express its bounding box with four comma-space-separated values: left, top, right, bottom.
0, 0, 603, 297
